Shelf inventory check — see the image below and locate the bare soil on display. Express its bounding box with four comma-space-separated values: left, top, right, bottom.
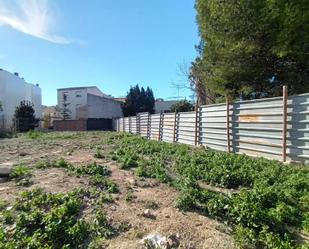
0, 132, 235, 249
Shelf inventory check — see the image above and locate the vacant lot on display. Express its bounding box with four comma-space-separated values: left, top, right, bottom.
0, 132, 236, 249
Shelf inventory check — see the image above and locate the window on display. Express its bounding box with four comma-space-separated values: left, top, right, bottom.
76, 91, 82, 98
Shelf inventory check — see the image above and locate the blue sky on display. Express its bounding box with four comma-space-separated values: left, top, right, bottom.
0, 0, 199, 106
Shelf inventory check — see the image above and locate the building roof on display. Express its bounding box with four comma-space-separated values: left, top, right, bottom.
57, 86, 98, 91
57, 86, 113, 99
0, 69, 40, 88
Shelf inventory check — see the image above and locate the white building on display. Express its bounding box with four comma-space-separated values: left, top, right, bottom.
0, 69, 42, 128
57, 86, 123, 120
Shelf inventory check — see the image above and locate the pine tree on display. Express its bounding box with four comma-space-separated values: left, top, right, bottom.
195, 0, 309, 99
122, 85, 155, 116
59, 93, 72, 120
13, 101, 37, 132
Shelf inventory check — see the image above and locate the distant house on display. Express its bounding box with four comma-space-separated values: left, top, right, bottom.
42, 106, 60, 128
114, 97, 126, 103
57, 86, 123, 120
154, 99, 182, 113
0, 69, 42, 128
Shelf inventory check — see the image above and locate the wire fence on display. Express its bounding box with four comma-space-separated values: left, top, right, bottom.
114, 89, 309, 164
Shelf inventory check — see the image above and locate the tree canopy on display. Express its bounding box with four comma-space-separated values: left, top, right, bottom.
59, 93, 72, 120
194, 0, 309, 100
13, 101, 38, 132
170, 100, 195, 113
122, 85, 155, 117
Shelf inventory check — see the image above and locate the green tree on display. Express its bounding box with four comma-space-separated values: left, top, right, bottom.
122, 85, 155, 116
195, 0, 309, 99
13, 101, 38, 132
170, 100, 195, 113
59, 93, 72, 120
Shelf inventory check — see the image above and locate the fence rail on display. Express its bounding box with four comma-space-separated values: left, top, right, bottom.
114, 90, 309, 164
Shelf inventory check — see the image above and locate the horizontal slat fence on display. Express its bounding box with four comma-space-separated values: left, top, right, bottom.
130, 116, 137, 134
177, 112, 196, 145
138, 112, 149, 138
150, 114, 161, 140
199, 104, 229, 152
114, 91, 309, 164
231, 97, 284, 161
287, 93, 309, 162
162, 113, 175, 143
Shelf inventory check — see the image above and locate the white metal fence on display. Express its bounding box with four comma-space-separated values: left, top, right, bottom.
114, 91, 309, 164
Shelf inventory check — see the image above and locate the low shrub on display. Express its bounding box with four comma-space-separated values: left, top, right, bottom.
94, 148, 105, 159
27, 130, 43, 139
0, 188, 116, 248
10, 165, 32, 186
0, 129, 15, 139
108, 133, 309, 248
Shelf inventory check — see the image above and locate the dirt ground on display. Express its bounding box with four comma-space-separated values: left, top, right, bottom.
0, 132, 235, 249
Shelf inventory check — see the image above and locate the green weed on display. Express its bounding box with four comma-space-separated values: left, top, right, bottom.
0, 187, 116, 248
10, 165, 32, 186
109, 133, 309, 248
94, 148, 105, 159
27, 130, 43, 139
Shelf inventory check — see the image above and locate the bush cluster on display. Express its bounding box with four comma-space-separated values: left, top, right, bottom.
110, 134, 309, 248
36, 159, 118, 193
0, 188, 115, 248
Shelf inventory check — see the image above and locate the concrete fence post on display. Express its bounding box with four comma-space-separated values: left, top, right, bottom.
173, 111, 177, 143
129, 116, 131, 133
137, 114, 141, 135
158, 113, 163, 141
194, 100, 200, 146
282, 85, 288, 162
147, 113, 151, 140
226, 96, 231, 153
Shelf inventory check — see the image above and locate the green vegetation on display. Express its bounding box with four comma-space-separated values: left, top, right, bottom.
59, 93, 72, 120
144, 200, 159, 210
0, 129, 15, 139
0, 142, 121, 248
193, 0, 309, 101
170, 100, 194, 113
121, 85, 155, 117
110, 133, 309, 248
36, 159, 118, 193
0, 188, 116, 248
94, 148, 105, 159
10, 165, 33, 186
26, 131, 86, 140
13, 100, 38, 132
27, 130, 43, 139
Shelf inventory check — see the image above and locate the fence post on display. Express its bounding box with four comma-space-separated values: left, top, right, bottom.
158, 113, 163, 141
226, 96, 231, 153
137, 114, 141, 135
282, 85, 288, 162
173, 111, 177, 143
129, 116, 131, 133
194, 100, 199, 146
147, 113, 151, 140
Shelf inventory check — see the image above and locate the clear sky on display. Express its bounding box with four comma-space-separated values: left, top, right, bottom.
0, 0, 199, 106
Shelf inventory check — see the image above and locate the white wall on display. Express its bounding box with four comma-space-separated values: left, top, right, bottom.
57, 88, 88, 119
0, 70, 42, 128
57, 87, 123, 120
87, 93, 123, 119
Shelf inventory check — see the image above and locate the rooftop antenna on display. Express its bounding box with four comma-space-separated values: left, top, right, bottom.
170, 82, 187, 99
